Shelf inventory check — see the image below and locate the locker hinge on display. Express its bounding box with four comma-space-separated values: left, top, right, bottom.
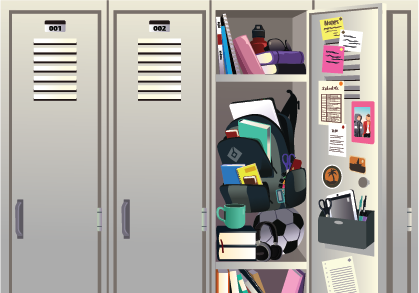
202, 208, 207, 232
408, 207, 412, 232
97, 208, 102, 232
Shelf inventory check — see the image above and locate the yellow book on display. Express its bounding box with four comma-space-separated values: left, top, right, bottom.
236, 163, 262, 185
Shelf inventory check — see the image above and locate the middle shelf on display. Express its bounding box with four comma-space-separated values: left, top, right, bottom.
215, 249, 307, 270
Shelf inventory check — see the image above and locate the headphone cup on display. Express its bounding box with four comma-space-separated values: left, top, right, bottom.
270, 245, 283, 260
256, 242, 271, 261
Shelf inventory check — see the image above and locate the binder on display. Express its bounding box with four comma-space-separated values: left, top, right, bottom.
223, 14, 241, 74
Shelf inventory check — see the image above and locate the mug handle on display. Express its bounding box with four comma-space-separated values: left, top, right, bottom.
216, 207, 225, 223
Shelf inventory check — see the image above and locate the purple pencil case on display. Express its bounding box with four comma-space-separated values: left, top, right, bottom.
256, 51, 305, 65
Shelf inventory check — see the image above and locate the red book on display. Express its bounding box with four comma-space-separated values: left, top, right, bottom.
226, 129, 239, 138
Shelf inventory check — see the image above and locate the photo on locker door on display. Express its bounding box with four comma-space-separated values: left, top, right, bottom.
351, 101, 375, 144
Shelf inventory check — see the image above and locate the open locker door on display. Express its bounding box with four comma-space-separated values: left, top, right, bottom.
308, 3, 388, 293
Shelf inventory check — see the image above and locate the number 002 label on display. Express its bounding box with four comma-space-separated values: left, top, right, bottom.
149, 20, 170, 32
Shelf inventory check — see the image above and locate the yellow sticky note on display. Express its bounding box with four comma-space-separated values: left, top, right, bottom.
320, 17, 344, 40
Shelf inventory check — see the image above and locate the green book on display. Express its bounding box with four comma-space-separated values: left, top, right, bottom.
238, 119, 271, 161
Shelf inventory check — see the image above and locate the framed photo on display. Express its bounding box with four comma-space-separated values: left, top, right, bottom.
351, 101, 375, 144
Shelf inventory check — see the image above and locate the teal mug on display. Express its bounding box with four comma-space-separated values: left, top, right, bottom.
216, 203, 246, 229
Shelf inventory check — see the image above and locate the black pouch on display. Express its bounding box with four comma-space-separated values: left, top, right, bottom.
220, 183, 271, 213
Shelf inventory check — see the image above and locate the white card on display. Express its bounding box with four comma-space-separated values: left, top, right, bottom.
329, 123, 346, 157
339, 30, 363, 52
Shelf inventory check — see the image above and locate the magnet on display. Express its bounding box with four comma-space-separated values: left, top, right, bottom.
322, 165, 343, 189
358, 177, 370, 188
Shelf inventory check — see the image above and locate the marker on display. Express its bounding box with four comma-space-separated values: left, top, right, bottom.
358, 196, 363, 221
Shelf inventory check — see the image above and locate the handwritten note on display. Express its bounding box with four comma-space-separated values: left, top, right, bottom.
319, 81, 344, 125
339, 30, 363, 52
322, 45, 344, 73
320, 17, 344, 40
329, 123, 346, 157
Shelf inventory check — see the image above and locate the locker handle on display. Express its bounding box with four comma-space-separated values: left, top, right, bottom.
15, 200, 23, 239
121, 200, 130, 239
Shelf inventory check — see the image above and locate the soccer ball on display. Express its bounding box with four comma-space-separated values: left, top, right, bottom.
253, 208, 304, 254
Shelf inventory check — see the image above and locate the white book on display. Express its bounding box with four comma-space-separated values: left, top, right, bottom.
229, 270, 240, 293
216, 17, 225, 74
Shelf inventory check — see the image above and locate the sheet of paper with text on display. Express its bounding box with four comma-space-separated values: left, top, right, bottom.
319, 81, 344, 125
329, 123, 346, 157
323, 256, 360, 293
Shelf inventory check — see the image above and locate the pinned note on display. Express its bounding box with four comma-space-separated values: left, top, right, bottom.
320, 17, 344, 40
339, 30, 363, 52
328, 123, 346, 157
322, 45, 344, 74
319, 81, 344, 125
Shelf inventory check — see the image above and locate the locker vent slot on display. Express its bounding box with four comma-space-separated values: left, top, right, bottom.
33, 38, 77, 100
325, 41, 361, 99
137, 38, 181, 101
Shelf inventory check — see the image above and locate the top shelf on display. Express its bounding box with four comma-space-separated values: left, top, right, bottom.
216, 74, 307, 83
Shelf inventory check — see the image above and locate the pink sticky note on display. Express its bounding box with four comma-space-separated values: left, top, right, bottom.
322, 45, 344, 73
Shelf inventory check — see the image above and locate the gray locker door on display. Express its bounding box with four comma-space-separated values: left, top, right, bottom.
115, 13, 205, 292
10, 13, 101, 293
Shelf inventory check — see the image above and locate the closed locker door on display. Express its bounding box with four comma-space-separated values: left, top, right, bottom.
10, 13, 101, 292
115, 13, 205, 292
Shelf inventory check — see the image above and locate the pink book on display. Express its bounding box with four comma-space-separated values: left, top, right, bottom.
281, 269, 304, 293
233, 35, 264, 74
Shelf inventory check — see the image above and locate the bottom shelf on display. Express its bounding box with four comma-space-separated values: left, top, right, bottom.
216, 268, 306, 293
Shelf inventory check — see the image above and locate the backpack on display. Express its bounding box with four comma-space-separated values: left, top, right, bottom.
217, 90, 306, 213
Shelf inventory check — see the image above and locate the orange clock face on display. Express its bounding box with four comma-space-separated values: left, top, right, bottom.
323, 165, 342, 189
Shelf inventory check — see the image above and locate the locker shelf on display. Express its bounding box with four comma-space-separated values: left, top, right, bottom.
215, 249, 307, 270
216, 74, 307, 83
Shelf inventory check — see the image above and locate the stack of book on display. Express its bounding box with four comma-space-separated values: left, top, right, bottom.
216, 269, 306, 293
216, 14, 306, 75
217, 226, 256, 261
216, 269, 267, 293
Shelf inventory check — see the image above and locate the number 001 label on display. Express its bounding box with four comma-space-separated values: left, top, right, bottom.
149, 20, 170, 32
45, 20, 66, 32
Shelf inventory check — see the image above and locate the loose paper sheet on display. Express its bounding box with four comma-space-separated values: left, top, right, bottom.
323, 256, 360, 293
322, 45, 345, 73
320, 17, 344, 40
339, 30, 363, 52
319, 81, 344, 125
329, 123, 346, 157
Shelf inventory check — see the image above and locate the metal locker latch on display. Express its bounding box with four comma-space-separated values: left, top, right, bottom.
408, 207, 412, 232
97, 208, 102, 232
202, 208, 207, 232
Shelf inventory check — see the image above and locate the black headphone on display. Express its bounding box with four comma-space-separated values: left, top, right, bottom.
254, 221, 283, 261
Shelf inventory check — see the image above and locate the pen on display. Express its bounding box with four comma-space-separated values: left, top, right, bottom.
358, 196, 363, 221
362, 196, 367, 221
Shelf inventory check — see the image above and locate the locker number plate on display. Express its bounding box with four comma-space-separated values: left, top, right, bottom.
149, 20, 170, 32
45, 20, 66, 32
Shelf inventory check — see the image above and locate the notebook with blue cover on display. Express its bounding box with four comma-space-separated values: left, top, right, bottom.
221, 164, 245, 184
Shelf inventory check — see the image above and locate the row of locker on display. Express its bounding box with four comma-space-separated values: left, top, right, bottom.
2, 11, 207, 293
